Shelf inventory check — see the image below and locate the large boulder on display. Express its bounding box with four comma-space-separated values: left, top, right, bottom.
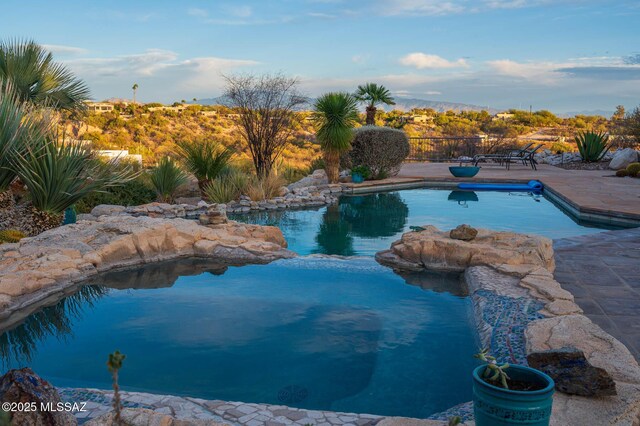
288, 169, 328, 190
376, 226, 554, 272
0, 368, 77, 426
525, 314, 640, 385
609, 148, 639, 170
527, 347, 616, 396
91, 204, 126, 217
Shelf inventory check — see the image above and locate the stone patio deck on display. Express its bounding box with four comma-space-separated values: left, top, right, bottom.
554, 227, 640, 362
344, 162, 640, 226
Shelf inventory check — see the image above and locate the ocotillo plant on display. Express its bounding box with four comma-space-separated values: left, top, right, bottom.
474, 348, 510, 389
107, 351, 126, 424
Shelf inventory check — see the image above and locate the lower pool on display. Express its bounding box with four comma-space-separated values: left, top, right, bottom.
0, 258, 478, 419
231, 187, 617, 256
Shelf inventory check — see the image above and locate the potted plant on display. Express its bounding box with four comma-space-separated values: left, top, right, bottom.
472, 349, 554, 426
351, 165, 370, 183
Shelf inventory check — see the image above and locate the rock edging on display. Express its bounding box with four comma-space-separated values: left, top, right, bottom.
376, 225, 640, 426
0, 215, 295, 321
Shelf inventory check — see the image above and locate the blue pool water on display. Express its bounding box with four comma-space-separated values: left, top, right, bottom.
231, 188, 613, 256
0, 258, 477, 418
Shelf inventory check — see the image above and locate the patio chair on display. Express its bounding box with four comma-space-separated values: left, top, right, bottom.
505, 144, 543, 170
472, 142, 534, 167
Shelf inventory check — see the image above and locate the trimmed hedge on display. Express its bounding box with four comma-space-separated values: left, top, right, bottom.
347, 126, 409, 179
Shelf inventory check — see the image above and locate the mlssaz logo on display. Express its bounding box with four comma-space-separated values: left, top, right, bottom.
277, 385, 309, 404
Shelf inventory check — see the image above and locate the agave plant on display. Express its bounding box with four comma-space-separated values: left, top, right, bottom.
575, 131, 610, 162
148, 157, 189, 203
10, 138, 136, 234
175, 140, 233, 195
313, 92, 360, 183
0, 39, 90, 111
354, 83, 395, 125
0, 85, 51, 213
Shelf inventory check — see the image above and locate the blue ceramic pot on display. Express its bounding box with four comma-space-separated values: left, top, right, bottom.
351, 173, 365, 183
449, 166, 480, 177
473, 365, 554, 426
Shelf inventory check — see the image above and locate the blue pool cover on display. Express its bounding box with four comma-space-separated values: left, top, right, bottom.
457, 180, 543, 192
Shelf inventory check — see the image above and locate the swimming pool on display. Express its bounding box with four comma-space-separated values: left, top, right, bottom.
0, 258, 477, 419
230, 187, 614, 256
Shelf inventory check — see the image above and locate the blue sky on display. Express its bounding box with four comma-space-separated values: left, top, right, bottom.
2, 0, 639, 113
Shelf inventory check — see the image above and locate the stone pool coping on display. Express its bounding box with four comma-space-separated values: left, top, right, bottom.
0, 215, 295, 322
376, 226, 640, 426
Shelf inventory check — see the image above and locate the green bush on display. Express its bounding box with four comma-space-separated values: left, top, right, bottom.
616, 169, 629, 177
626, 162, 640, 177
550, 141, 572, 154
575, 131, 610, 162
347, 126, 409, 179
75, 177, 156, 213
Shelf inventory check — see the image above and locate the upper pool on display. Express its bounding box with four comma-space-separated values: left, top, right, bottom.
231, 187, 616, 256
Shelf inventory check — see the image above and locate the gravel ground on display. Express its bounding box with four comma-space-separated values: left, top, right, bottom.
554, 161, 611, 170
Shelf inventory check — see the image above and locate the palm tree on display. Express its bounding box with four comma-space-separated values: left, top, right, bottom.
132, 83, 139, 103
313, 92, 359, 183
354, 83, 395, 125
0, 39, 90, 112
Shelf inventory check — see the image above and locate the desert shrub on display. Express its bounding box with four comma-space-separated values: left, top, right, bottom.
616, 169, 629, 177
246, 173, 286, 201
203, 167, 249, 203
309, 157, 325, 173
575, 131, 610, 162
75, 177, 156, 213
626, 162, 640, 177
550, 141, 572, 154
348, 126, 409, 179
279, 165, 307, 184
0, 229, 25, 243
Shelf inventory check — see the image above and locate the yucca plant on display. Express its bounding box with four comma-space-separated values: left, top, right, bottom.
575, 131, 610, 162
10, 138, 136, 234
313, 92, 360, 183
148, 157, 189, 203
0, 39, 90, 112
175, 140, 233, 196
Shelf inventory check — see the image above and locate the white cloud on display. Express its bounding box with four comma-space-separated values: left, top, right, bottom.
380, 0, 465, 16
187, 7, 208, 18
400, 53, 468, 69
62, 49, 258, 101
42, 44, 88, 56
486, 59, 567, 83
222, 5, 253, 18
425, 90, 442, 95
351, 54, 369, 64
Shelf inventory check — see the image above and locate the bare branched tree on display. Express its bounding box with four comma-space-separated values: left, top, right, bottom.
223, 74, 306, 178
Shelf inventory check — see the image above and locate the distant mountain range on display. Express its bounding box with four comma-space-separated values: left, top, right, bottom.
195, 96, 499, 114
195, 96, 612, 117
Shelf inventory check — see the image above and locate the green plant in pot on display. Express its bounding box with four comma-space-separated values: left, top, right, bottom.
472, 349, 554, 426
351, 165, 370, 183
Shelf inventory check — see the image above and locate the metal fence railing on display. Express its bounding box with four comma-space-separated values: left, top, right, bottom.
407, 137, 496, 162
